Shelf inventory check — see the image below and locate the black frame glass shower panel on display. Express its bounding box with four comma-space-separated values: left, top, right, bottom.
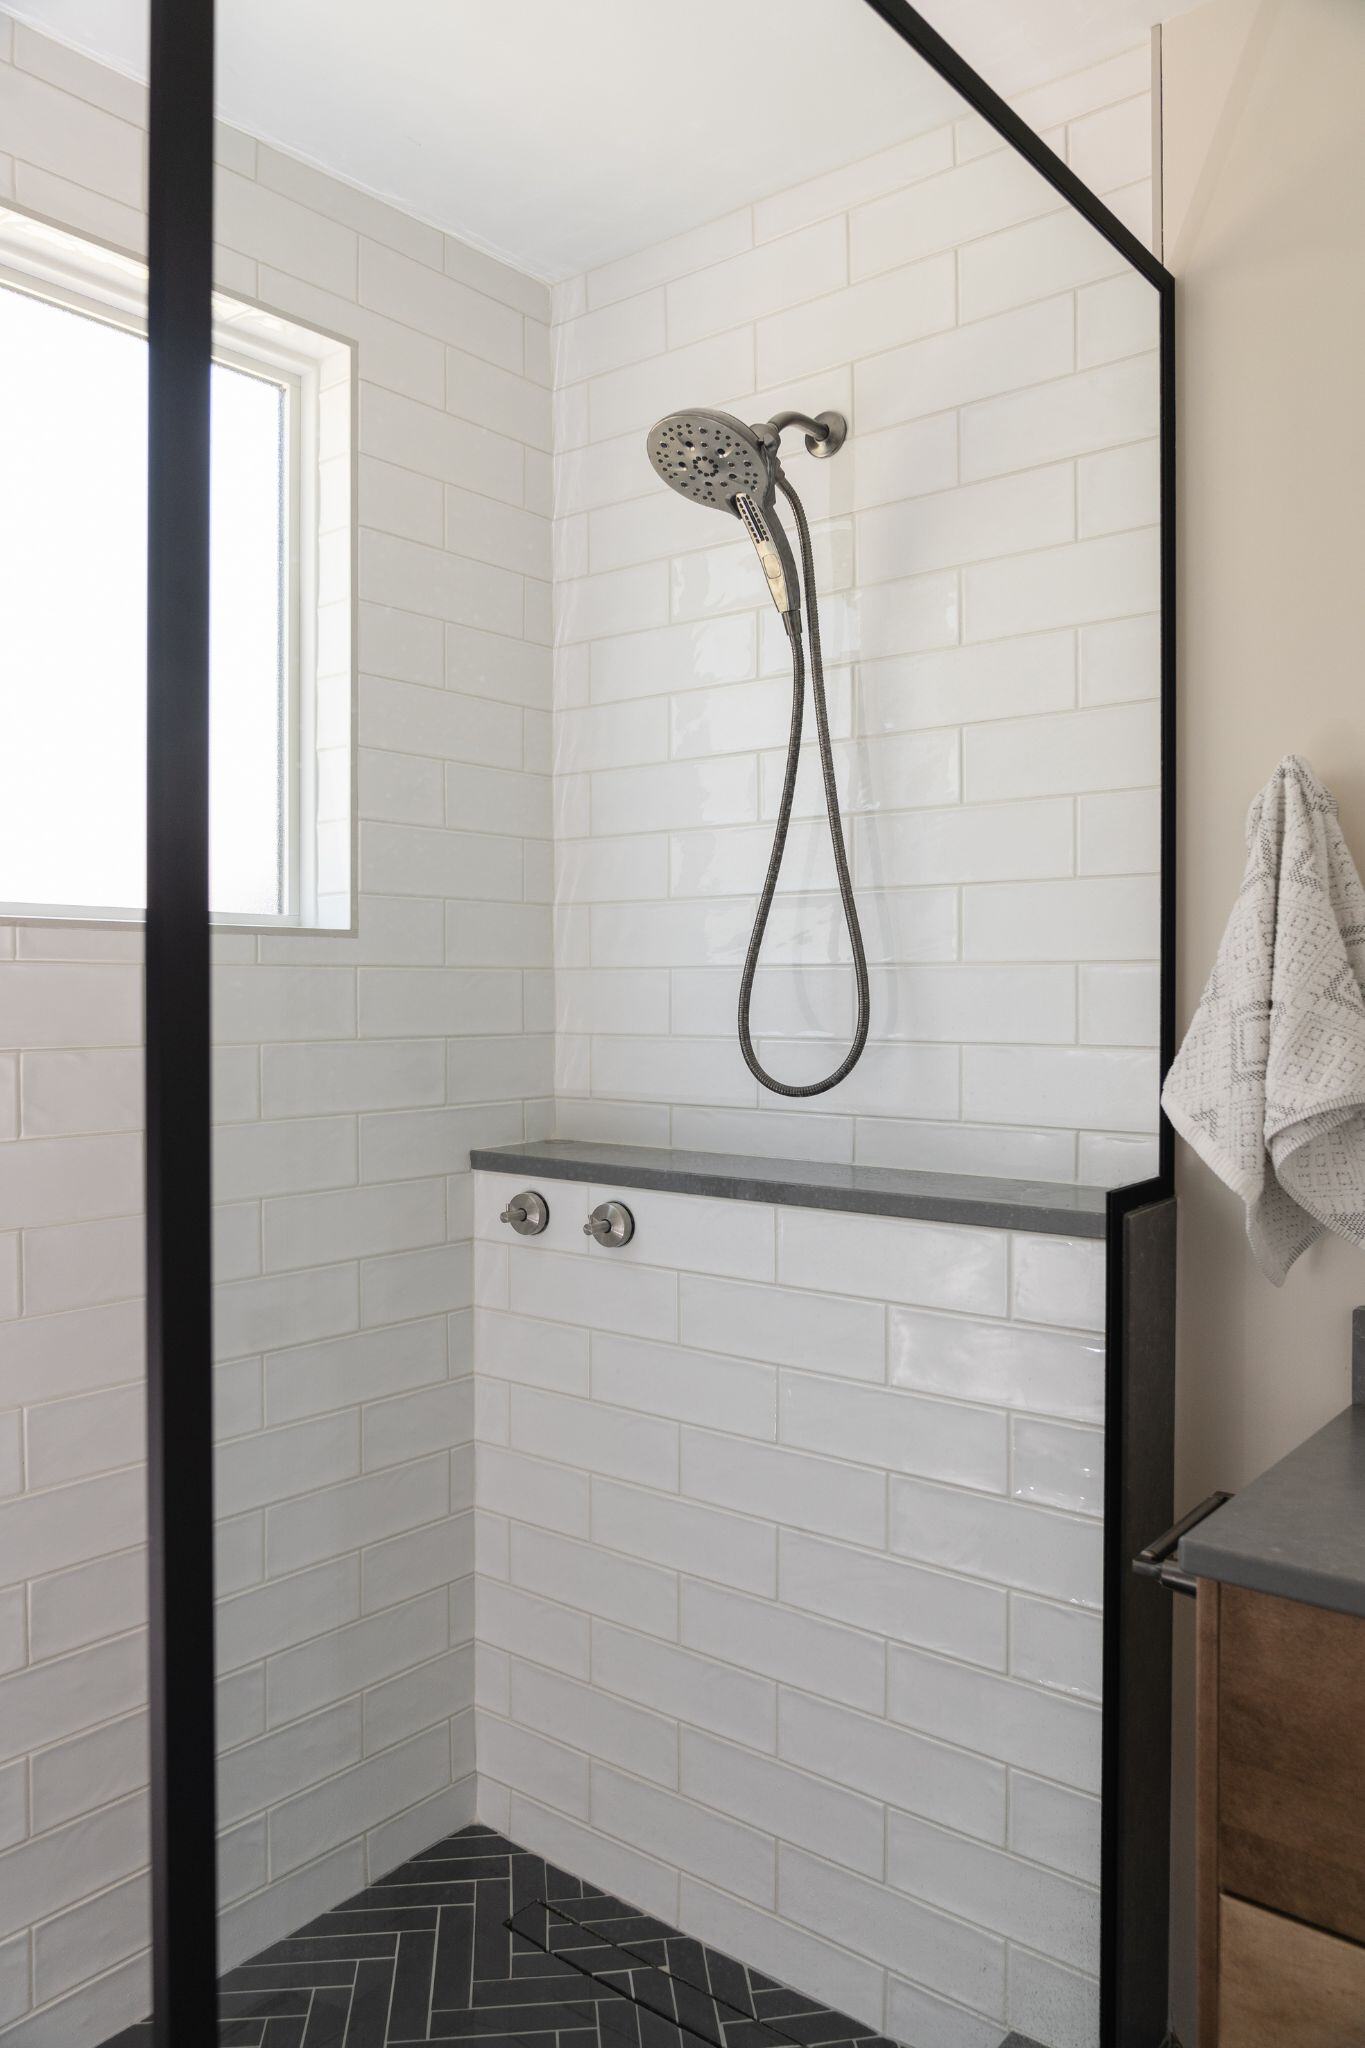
140, 4, 1178, 2043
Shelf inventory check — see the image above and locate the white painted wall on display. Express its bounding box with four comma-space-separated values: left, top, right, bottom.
549, 47, 1163, 1187
1159, 1, 1365, 2036
0, 16, 553, 2041
473, 1168, 1107, 2048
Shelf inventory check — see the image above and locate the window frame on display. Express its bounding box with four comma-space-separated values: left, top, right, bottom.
0, 205, 351, 933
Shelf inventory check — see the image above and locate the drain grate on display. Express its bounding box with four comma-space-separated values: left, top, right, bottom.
506, 1897, 887, 2048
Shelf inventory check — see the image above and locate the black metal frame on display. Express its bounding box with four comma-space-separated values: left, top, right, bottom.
144, 0, 218, 2042
142, 3, 1177, 2043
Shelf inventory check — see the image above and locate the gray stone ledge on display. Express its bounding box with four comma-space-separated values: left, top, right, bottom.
470, 1138, 1110, 1238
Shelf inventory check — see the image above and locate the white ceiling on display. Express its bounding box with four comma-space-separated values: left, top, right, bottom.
6, 0, 1199, 279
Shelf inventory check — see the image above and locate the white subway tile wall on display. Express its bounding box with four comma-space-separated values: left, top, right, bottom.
0, 20, 550, 2041
551, 48, 1159, 1184
473, 1171, 1106, 2046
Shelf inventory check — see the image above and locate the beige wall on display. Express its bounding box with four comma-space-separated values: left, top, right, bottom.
1160, 0, 1365, 2034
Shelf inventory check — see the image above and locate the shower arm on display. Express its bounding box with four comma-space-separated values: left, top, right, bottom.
754, 409, 849, 461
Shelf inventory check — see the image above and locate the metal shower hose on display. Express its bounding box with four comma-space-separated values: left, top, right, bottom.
737, 475, 869, 1097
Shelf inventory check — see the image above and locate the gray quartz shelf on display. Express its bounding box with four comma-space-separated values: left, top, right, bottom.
1180, 1401, 1365, 1619
469, 1138, 1110, 1238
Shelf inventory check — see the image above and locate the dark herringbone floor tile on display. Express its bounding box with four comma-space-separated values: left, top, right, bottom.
99, 1823, 1009, 2048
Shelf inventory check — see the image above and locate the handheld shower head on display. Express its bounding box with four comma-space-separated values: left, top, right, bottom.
645, 409, 771, 511
645, 409, 798, 621
644, 400, 867, 1099
644, 406, 847, 508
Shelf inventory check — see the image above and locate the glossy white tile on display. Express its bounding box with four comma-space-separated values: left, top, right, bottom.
592, 1764, 775, 1908
591, 757, 759, 837
853, 798, 1074, 888
777, 1209, 1007, 1316
681, 1430, 886, 1549
590, 1622, 776, 1754
668, 219, 846, 349
591, 1334, 777, 1437
509, 1659, 677, 1787
964, 701, 1158, 801
1009, 1594, 1104, 1702
890, 1476, 1103, 1608
681, 1580, 885, 1715
509, 1386, 678, 1490
855, 297, 1073, 433
964, 530, 1160, 640
590, 614, 756, 703
886, 1810, 1099, 1972
888, 1645, 1102, 1793
780, 1374, 1007, 1492
963, 875, 1160, 962
756, 253, 954, 385
780, 1845, 1006, 2020
962, 1046, 1158, 1134
678, 1274, 885, 1382
863, 654, 1070, 766
1078, 963, 1159, 1046
1012, 1234, 1106, 1332
511, 1525, 679, 1639
681, 1728, 884, 1877
889, 1308, 1103, 1423
593, 1478, 777, 1597
1077, 788, 1162, 876
779, 1527, 1007, 1670
778, 1688, 1005, 1846
961, 355, 1158, 481
1008, 1772, 1102, 1884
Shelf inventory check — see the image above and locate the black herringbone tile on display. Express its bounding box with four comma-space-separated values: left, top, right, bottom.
100, 1822, 1029, 2048
300, 1987, 354, 2046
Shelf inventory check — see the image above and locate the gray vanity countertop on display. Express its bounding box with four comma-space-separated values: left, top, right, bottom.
1180, 1401, 1365, 1618
469, 1138, 1111, 1237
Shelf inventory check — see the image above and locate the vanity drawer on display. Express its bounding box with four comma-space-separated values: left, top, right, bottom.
1219, 1895, 1365, 2045
1218, 1583, 1365, 1944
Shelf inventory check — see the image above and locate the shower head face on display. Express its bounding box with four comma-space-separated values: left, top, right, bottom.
646, 410, 771, 514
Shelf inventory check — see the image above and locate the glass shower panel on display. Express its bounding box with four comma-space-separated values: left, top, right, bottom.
195, 10, 1166, 2048
0, 3, 154, 2043
207, 0, 479, 2005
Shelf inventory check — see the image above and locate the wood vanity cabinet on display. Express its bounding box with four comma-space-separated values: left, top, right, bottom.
1197, 1578, 1365, 2044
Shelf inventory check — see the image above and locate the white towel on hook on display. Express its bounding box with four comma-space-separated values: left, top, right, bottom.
1162, 755, 1365, 1283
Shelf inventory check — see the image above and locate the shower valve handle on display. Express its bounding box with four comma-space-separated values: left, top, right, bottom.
500, 1190, 549, 1236
583, 1200, 634, 1248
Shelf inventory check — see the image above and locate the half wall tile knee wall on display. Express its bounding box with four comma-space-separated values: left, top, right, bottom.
473, 1171, 1106, 2048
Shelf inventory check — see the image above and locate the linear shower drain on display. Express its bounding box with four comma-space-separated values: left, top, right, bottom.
506, 1897, 874, 2048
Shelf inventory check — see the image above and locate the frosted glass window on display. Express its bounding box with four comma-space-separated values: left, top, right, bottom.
0, 280, 289, 918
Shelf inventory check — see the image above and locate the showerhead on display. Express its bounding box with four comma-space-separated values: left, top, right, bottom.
646, 408, 797, 620
645, 406, 848, 624
645, 410, 772, 513
645, 406, 848, 510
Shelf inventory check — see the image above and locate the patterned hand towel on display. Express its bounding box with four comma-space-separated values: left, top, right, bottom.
1162, 755, 1365, 1283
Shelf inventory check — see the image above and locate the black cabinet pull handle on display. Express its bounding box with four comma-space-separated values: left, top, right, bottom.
1132, 1491, 1234, 1597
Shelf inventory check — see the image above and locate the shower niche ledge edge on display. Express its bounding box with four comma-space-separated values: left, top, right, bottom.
470, 1138, 1110, 1238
